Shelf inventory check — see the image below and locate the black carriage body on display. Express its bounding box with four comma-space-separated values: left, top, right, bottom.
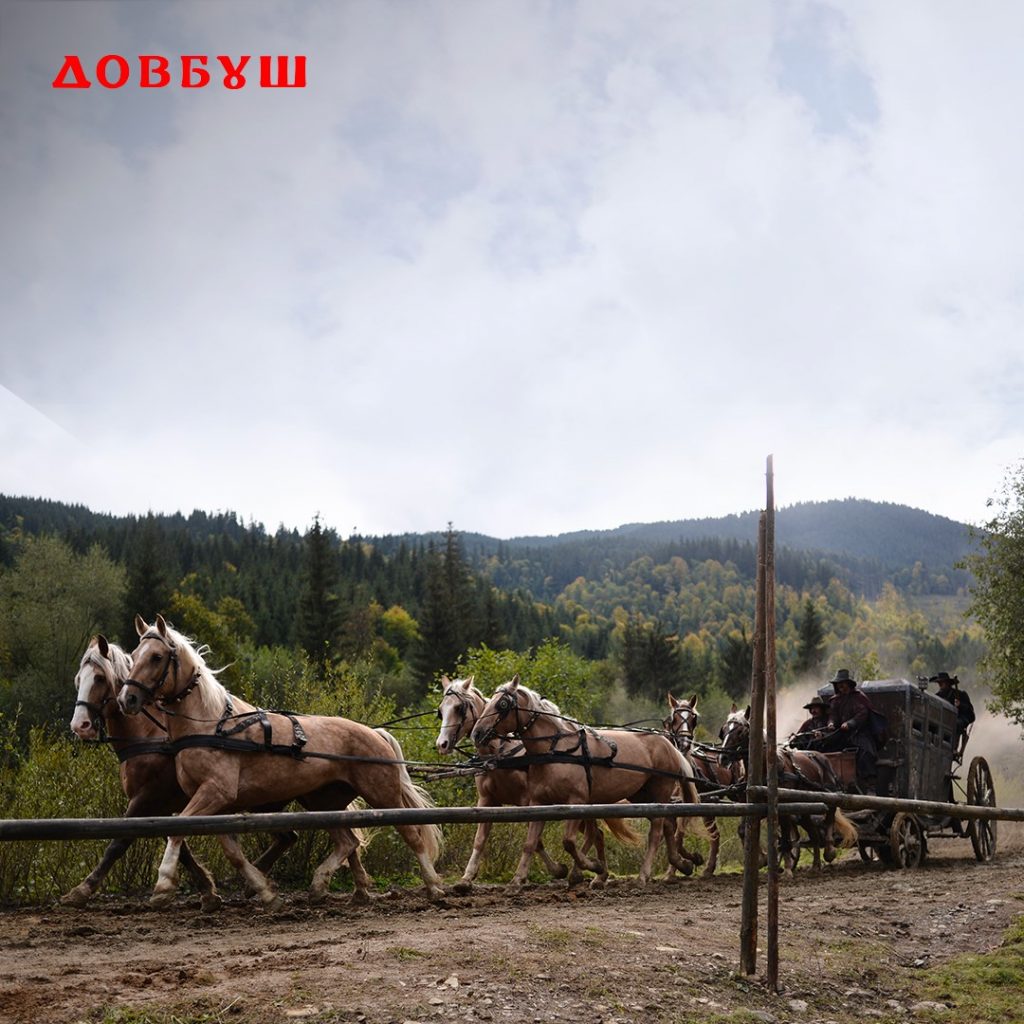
817, 679, 958, 814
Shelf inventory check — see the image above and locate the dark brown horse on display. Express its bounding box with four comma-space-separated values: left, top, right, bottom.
663, 693, 730, 875
470, 676, 701, 889
66, 636, 301, 909
719, 705, 857, 871
117, 615, 442, 909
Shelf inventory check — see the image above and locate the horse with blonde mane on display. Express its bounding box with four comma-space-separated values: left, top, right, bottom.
64, 635, 226, 910
118, 615, 443, 908
436, 676, 641, 890
470, 676, 702, 888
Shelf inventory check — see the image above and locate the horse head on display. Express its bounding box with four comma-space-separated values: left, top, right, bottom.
435, 675, 483, 754
719, 703, 751, 756
664, 692, 700, 751
470, 675, 535, 745
118, 613, 211, 716
70, 634, 132, 739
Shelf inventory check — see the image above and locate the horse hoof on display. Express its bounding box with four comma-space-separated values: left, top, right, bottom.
824, 850, 837, 863
350, 889, 371, 907
308, 889, 328, 906
452, 880, 473, 895
549, 864, 569, 880
566, 869, 585, 888
60, 887, 90, 908
702, 865, 717, 878
589, 876, 607, 890
200, 893, 222, 913
149, 891, 174, 910
688, 851, 705, 867
263, 894, 284, 912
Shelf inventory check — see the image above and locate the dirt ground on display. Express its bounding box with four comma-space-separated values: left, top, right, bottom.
1, 826, 1021, 1024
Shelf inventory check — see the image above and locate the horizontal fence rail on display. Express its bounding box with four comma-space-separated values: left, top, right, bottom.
759, 787, 1024, 822
0, 800, 832, 843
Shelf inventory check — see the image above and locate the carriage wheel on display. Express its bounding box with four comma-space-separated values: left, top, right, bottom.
966, 757, 997, 862
889, 813, 926, 869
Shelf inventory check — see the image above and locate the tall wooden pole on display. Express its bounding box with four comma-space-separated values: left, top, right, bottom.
765, 456, 780, 992
740, 510, 767, 974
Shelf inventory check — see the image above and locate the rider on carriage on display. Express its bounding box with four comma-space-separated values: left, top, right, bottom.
789, 695, 832, 751
816, 669, 880, 791
930, 671, 975, 758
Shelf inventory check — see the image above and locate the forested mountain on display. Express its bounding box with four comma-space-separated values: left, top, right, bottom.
0, 492, 984, 737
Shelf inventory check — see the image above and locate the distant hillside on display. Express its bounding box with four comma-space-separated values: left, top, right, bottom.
504, 499, 976, 569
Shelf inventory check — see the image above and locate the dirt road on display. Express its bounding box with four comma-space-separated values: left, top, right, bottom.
1, 828, 1021, 1024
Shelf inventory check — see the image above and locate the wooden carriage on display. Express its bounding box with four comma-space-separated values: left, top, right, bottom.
816, 679, 997, 869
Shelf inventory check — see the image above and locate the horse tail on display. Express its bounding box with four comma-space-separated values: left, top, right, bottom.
831, 808, 858, 849
603, 816, 643, 847
376, 728, 443, 862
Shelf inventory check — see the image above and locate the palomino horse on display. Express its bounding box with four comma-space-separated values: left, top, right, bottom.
469, 676, 701, 888
436, 676, 639, 890
118, 615, 443, 908
719, 704, 857, 871
64, 636, 225, 911
663, 693, 725, 876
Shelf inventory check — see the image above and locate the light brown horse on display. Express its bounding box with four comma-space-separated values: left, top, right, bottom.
470, 676, 701, 889
719, 704, 857, 872
118, 615, 443, 908
64, 636, 227, 910
436, 676, 640, 890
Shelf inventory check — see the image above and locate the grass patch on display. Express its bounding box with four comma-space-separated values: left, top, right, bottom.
387, 945, 429, 961
919, 914, 1024, 1023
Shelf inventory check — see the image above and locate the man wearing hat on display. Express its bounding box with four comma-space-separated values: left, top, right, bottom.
930, 672, 976, 757
790, 695, 832, 751
821, 669, 879, 788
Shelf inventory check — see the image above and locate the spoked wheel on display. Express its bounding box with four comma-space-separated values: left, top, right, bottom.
889, 813, 926, 869
966, 756, 997, 862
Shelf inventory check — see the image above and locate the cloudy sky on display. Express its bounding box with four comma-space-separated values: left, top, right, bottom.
2, 1, 1022, 539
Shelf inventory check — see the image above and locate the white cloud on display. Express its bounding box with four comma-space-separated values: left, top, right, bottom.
1, 0, 1022, 537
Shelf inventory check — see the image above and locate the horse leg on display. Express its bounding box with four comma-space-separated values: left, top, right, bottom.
150, 837, 186, 909
508, 819, 546, 890
178, 841, 221, 912
311, 827, 369, 905
251, 831, 299, 876
393, 824, 445, 899
61, 837, 134, 907
587, 823, 609, 889
702, 816, 720, 876
638, 816, 668, 884
454, 820, 492, 893
822, 808, 838, 864
214, 833, 282, 909
536, 829, 569, 881
661, 819, 695, 878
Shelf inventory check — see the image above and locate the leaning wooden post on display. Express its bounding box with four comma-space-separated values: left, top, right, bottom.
740, 510, 768, 974
765, 456, 780, 992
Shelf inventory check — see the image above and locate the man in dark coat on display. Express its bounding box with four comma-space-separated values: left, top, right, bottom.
931, 672, 975, 756
820, 669, 878, 788
790, 695, 832, 751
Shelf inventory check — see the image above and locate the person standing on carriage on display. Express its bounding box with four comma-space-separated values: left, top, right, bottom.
931, 672, 976, 756
820, 669, 879, 790
791, 695, 832, 751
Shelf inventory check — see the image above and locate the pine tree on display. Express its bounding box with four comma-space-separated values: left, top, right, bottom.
296, 515, 343, 673
795, 596, 826, 676
123, 512, 171, 644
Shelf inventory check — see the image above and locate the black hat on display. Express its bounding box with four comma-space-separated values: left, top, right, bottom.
929, 671, 958, 684
803, 696, 829, 711
829, 668, 857, 688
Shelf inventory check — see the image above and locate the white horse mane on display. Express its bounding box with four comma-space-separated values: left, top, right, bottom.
504, 681, 566, 724
85, 640, 132, 681
151, 623, 230, 711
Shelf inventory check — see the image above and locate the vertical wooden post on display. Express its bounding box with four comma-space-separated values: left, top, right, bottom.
765, 456, 780, 992
740, 510, 767, 974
